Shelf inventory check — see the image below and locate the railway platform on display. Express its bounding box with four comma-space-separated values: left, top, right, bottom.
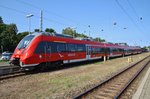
132, 64, 150, 99
0, 62, 9, 67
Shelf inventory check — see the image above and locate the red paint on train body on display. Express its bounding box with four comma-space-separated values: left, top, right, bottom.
10, 32, 142, 68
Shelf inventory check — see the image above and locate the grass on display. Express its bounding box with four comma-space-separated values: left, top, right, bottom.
0, 53, 150, 99
0, 60, 9, 62
49, 76, 77, 89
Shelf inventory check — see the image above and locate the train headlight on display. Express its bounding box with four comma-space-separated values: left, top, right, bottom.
20, 61, 24, 66
39, 55, 42, 59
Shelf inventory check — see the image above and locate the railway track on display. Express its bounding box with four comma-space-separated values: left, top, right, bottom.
0, 65, 26, 80
0, 65, 20, 75
74, 55, 150, 99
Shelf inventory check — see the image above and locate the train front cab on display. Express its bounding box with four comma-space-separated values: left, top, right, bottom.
10, 34, 40, 68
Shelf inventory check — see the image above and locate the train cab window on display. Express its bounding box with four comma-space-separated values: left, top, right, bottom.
17, 35, 35, 50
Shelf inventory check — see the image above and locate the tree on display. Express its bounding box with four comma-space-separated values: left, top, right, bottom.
62, 27, 90, 38
0, 16, 3, 24
45, 28, 56, 34
0, 24, 18, 52
0, 17, 30, 52
93, 37, 106, 42
0, 23, 7, 34
76, 33, 88, 38
62, 27, 77, 37
17, 32, 29, 43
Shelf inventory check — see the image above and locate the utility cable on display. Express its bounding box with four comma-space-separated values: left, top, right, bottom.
115, 0, 143, 33
15, 0, 88, 27
0, 4, 72, 27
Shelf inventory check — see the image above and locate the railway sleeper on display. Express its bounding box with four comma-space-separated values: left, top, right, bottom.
100, 89, 117, 93
94, 95, 113, 99
107, 86, 121, 90
96, 92, 115, 98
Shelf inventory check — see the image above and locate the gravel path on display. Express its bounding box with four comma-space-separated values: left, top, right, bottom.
0, 53, 149, 99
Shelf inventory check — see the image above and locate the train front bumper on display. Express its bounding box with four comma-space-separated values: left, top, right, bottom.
19, 61, 39, 67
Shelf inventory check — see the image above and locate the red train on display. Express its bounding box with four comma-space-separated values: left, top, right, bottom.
10, 32, 142, 68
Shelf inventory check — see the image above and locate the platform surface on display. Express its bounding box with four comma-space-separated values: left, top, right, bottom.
132, 64, 150, 99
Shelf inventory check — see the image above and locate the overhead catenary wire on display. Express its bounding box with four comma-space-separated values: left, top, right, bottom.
115, 0, 143, 33
0, 4, 28, 14
0, 4, 94, 39
0, 4, 73, 27
15, 0, 102, 38
15, 0, 88, 28
126, 0, 140, 19
2, 0, 105, 36
126, 0, 146, 30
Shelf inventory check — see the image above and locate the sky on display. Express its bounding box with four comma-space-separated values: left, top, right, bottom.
0, 0, 150, 47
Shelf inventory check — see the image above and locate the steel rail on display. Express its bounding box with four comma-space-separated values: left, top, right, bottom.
73, 55, 150, 99
114, 58, 150, 98
0, 66, 21, 76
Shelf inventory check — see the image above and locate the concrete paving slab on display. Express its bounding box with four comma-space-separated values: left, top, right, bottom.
132, 64, 150, 99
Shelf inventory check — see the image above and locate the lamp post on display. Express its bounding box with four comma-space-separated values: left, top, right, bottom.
26, 14, 34, 34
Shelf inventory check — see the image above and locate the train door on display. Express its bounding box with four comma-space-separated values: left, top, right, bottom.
105, 47, 110, 56
44, 42, 51, 62
86, 45, 91, 60
109, 47, 113, 57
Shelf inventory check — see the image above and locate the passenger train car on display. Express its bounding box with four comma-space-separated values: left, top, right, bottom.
10, 32, 142, 68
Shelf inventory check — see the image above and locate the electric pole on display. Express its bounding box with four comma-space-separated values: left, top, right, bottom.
40, 10, 43, 32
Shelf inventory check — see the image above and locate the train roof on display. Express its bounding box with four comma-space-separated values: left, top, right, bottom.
31, 32, 141, 49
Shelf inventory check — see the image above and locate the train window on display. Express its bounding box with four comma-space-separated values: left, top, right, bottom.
118, 48, 124, 52
110, 48, 124, 53
96, 48, 99, 53
46, 42, 51, 54
35, 41, 52, 54
124, 49, 129, 52
77, 44, 86, 52
34, 42, 46, 54
92, 48, 95, 54
17, 35, 35, 50
68, 44, 77, 52
92, 47, 96, 54
112, 48, 117, 52
100, 48, 105, 53
116, 48, 119, 52
57, 43, 66, 52
48, 42, 56, 53
105, 48, 110, 54
92, 47, 105, 54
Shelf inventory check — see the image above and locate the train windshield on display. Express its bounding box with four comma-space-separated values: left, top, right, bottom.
17, 35, 35, 50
